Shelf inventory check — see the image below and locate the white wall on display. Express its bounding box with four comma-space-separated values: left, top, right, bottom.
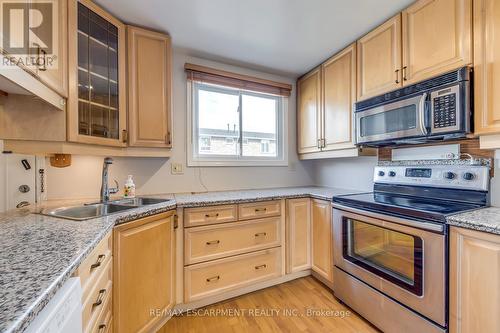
45, 49, 315, 200
312, 156, 377, 192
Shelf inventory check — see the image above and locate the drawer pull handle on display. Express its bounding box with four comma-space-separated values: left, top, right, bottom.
92, 289, 106, 307
255, 264, 267, 270
255, 208, 267, 212
206, 275, 220, 283
206, 240, 220, 245
98, 324, 106, 333
90, 254, 105, 270
255, 232, 267, 237
205, 213, 220, 218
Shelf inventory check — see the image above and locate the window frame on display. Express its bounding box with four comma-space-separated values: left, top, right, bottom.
187, 81, 288, 167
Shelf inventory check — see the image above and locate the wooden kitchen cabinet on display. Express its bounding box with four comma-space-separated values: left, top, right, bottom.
297, 44, 369, 159
311, 199, 333, 285
322, 43, 356, 151
113, 212, 176, 333
473, 0, 500, 138
297, 67, 321, 154
32, 0, 69, 97
127, 26, 172, 148
357, 14, 402, 101
402, 0, 472, 85
286, 198, 311, 273
449, 227, 500, 333
67, 0, 127, 147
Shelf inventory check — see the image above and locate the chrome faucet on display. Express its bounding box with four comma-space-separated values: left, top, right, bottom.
100, 157, 119, 203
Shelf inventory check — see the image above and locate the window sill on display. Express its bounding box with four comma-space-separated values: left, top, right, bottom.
187, 159, 288, 167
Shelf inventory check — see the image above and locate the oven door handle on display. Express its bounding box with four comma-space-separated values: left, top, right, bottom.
418, 92, 429, 135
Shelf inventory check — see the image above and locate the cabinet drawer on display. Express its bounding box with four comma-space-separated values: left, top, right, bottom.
83, 258, 113, 331
184, 247, 282, 302
74, 232, 112, 300
185, 217, 281, 265
87, 287, 112, 333
184, 205, 238, 227
238, 201, 281, 221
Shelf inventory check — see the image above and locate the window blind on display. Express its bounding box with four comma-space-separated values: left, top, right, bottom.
185, 63, 292, 97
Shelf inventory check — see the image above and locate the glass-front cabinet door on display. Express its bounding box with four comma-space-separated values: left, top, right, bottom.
67, 0, 126, 146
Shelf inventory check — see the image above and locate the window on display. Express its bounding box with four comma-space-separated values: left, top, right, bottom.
189, 82, 287, 166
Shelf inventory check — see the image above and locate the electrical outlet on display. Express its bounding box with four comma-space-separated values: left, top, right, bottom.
171, 163, 184, 175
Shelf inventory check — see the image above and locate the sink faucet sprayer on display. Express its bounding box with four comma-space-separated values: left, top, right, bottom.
100, 157, 119, 203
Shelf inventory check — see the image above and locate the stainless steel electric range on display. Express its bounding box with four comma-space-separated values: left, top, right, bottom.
331, 164, 490, 333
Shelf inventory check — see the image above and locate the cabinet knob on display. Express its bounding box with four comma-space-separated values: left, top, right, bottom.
90, 254, 105, 270
206, 275, 220, 283
92, 289, 106, 307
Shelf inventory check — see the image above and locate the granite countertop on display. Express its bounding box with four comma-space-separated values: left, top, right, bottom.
447, 207, 500, 236
0, 186, 361, 333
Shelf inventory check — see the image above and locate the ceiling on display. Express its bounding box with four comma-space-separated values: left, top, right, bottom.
96, 0, 414, 78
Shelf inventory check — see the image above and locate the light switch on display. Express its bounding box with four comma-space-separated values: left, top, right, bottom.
171, 163, 184, 175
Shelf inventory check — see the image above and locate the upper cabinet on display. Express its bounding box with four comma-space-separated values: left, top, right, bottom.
67, 0, 127, 147
297, 67, 321, 154
357, 14, 402, 101
127, 26, 172, 148
297, 44, 370, 159
402, 0, 472, 85
33, 0, 69, 97
473, 0, 500, 138
356, 0, 472, 101
322, 43, 357, 151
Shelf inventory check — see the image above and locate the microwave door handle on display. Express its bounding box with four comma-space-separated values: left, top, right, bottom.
419, 92, 429, 135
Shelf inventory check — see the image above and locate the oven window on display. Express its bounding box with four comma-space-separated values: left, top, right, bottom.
360, 105, 417, 137
342, 218, 423, 295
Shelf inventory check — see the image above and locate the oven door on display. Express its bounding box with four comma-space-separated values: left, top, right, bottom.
332, 205, 446, 326
356, 93, 428, 145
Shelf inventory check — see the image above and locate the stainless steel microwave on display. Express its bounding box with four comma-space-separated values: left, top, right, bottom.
355, 67, 472, 147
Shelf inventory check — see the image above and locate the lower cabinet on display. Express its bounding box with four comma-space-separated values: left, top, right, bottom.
450, 227, 500, 333
183, 201, 284, 303
286, 198, 311, 273
113, 212, 176, 333
311, 199, 334, 285
73, 231, 113, 333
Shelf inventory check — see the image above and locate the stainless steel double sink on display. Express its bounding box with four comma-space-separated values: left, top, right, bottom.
40, 197, 170, 221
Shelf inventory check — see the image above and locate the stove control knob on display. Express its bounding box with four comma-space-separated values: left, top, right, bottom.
444, 172, 456, 180
463, 172, 475, 181
388, 171, 396, 177
378, 171, 385, 177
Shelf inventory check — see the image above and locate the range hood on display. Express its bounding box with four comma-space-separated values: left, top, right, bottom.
0, 53, 65, 110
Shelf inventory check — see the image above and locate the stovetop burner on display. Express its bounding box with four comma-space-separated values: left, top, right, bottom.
332, 191, 485, 224
332, 164, 490, 224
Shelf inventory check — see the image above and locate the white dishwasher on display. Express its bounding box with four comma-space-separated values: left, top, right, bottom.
25, 277, 83, 333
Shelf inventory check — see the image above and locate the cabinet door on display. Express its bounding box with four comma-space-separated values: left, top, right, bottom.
286, 198, 311, 273
402, 0, 472, 85
113, 212, 175, 333
32, 0, 68, 97
450, 227, 500, 333
67, 0, 127, 146
322, 44, 356, 151
127, 26, 172, 148
473, 0, 500, 135
357, 14, 402, 101
297, 68, 321, 154
311, 199, 333, 284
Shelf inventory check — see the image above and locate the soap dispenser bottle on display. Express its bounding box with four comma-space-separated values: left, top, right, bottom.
123, 175, 136, 198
